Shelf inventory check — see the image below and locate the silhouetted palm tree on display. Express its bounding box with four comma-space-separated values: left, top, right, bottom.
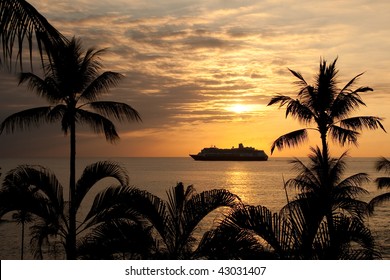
368, 157, 390, 212
282, 147, 375, 258
0, 161, 148, 259
267, 58, 385, 159
0, 0, 67, 70
113, 182, 240, 259
0, 164, 63, 259
0, 38, 141, 259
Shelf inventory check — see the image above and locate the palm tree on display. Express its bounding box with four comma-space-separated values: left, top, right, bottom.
266, 58, 384, 258
368, 157, 390, 212
267, 57, 385, 159
0, 161, 150, 259
0, 37, 141, 259
0, 0, 67, 70
109, 182, 240, 259
282, 147, 376, 258
0, 164, 63, 259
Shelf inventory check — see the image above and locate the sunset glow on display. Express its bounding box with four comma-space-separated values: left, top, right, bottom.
1, 0, 390, 158
228, 104, 250, 114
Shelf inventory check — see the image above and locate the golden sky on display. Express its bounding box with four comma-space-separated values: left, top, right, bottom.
1, 0, 390, 158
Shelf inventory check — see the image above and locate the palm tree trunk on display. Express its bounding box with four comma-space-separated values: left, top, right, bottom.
21, 221, 25, 260
320, 131, 335, 257
67, 116, 77, 259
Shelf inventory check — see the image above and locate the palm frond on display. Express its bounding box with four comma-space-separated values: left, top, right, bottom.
85, 186, 168, 240
0, 0, 67, 70
84, 185, 136, 222
368, 193, 390, 213
285, 99, 314, 124
75, 108, 119, 142
288, 68, 308, 87
19, 72, 64, 103
329, 125, 359, 146
29, 219, 62, 259
75, 161, 129, 212
337, 173, 370, 192
0, 106, 53, 134
182, 189, 239, 245
77, 220, 154, 259
375, 177, 390, 189
270, 129, 308, 154
313, 214, 380, 259
79, 45, 107, 80
340, 116, 386, 132
375, 157, 390, 172
80, 72, 123, 101
222, 205, 293, 258
2, 165, 64, 214
339, 72, 365, 94
330, 92, 366, 119
333, 198, 368, 221
267, 95, 293, 107
195, 226, 275, 259
86, 101, 142, 123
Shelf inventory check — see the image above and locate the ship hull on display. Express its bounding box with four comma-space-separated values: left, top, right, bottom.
190, 154, 268, 161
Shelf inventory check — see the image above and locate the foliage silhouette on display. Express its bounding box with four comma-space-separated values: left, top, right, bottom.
368, 157, 390, 212
0, 161, 156, 259
0, 0, 68, 70
111, 182, 241, 259
267, 57, 385, 157
0, 37, 141, 259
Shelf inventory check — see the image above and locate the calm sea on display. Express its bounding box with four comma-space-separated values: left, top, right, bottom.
0, 157, 389, 259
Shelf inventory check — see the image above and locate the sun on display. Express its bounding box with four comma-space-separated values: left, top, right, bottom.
228, 104, 250, 114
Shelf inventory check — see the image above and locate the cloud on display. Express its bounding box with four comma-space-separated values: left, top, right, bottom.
2, 0, 390, 157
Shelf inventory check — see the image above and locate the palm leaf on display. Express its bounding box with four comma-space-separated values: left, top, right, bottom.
19, 72, 63, 103
29, 219, 61, 259
80, 72, 124, 102
330, 92, 366, 119
85, 186, 168, 241
339, 72, 365, 94
0, 106, 53, 134
368, 193, 390, 213
195, 225, 275, 259
79, 47, 105, 79
86, 101, 142, 122
75, 108, 119, 142
267, 95, 292, 107
340, 116, 386, 132
288, 68, 308, 88
2, 165, 64, 214
285, 99, 314, 124
0, 0, 67, 70
84, 185, 137, 222
375, 157, 390, 172
329, 125, 359, 146
181, 189, 239, 249
270, 129, 308, 154
375, 177, 390, 189
77, 220, 154, 259
336, 173, 370, 192
75, 161, 129, 212
223, 205, 293, 258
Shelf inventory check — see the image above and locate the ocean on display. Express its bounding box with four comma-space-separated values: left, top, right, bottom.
0, 157, 389, 259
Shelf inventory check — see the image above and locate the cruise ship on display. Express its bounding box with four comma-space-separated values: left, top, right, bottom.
190, 143, 268, 161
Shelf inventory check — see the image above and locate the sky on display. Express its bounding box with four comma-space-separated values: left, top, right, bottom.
1, 0, 390, 158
